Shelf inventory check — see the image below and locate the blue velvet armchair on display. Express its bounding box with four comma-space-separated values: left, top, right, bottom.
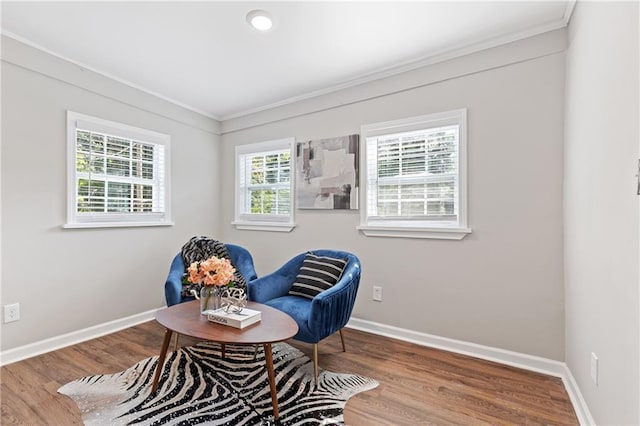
165, 243, 258, 307
247, 249, 361, 383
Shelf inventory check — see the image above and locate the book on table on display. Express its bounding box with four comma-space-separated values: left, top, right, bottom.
206, 307, 261, 329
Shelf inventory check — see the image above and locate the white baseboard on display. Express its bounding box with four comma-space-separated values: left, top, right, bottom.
0, 311, 594, 425
346, 317, 594, 425
561, 365, 596, 425
0, 307, 162, 366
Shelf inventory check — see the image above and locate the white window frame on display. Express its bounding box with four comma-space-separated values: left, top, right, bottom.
358, 109, 471, 240
233, 137, 296, 232
64, 111, 172, 228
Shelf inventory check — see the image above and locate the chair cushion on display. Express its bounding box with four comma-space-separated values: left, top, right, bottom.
288, 253, 347, 300
264, 295, 315, 343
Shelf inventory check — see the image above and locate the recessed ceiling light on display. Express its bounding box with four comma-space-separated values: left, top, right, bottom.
246, 10, 273, 31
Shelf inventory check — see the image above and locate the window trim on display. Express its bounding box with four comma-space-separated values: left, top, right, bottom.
233, 137, 296, 232
64, 111, 173, 229
358, 109, 471, 240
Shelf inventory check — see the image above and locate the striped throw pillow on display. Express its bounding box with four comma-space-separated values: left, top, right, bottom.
288, 253, 348, 300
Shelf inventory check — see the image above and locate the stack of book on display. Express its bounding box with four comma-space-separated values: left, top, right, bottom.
207, 307, 261, 329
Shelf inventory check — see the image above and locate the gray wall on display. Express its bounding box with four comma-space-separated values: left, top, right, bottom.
564, 2, 640, 424
0, 36, 222, 350
3, 8, 638, 420
220, 33, 567, 360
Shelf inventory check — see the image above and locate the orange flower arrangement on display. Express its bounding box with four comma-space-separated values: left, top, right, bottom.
187, 256, 236, 287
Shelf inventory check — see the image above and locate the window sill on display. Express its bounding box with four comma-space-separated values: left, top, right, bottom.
356, 225, 471, 240
232, 221, 296, 233
63, 221, 174, 229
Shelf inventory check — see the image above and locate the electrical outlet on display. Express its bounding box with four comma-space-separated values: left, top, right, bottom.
373, 286, 383, 302
4, 303, 20, 323
590, 352, 599, 385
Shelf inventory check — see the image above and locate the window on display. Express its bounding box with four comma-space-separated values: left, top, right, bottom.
233, 138, 295, 232
65, 111, 172, 228
358, 109, 470, 239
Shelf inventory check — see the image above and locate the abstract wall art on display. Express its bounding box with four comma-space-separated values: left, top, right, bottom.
296, 134, 359, 210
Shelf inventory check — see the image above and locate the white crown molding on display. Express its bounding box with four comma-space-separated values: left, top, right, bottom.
347, 317, 594, 425
220, 17, 570, 121
0, 29, 220, 121
0, 307, 163, 366
2, 10, 571, 125
563, 0, 577, 26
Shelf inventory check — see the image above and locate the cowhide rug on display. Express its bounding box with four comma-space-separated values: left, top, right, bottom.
58, 342, 378, 425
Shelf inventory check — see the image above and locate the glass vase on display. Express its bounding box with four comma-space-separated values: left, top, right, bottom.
200, 286, 222, 314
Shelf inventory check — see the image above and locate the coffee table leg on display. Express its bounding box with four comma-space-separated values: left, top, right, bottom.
151, 328, 173, 394
263, 343, 279, 419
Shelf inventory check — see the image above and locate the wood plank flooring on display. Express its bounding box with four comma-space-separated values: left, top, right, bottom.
1, 321, 578, 425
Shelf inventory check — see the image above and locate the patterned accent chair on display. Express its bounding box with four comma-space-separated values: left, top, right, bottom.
164, 243, 258, 307
247, 249, 361, 384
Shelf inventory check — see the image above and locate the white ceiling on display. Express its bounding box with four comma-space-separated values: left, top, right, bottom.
1, 1, 572, 120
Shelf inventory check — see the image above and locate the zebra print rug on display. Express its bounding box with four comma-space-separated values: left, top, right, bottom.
58, 342, 378, 425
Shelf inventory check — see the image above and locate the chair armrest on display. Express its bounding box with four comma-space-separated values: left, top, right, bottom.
308, 261, 361, 339
247, 253, 306, 303
164, 254, 185, 307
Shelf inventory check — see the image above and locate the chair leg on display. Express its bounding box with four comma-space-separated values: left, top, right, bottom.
173, 333, 180, 351
339, 328, 346, 352
313, 343, 319, 386
253, 344, 259, 360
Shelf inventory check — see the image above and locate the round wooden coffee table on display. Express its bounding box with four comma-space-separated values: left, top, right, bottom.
151, 300, 298, 419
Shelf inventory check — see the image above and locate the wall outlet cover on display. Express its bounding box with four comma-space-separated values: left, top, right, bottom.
4, 303, 20, 323
373, 286, 383, 302
590, 352, 598, 385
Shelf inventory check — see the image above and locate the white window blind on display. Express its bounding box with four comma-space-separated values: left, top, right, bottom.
239, 150, 291, 218
367, 125, 458, 221
359, 109, 470, 239
234, 138, 295, 232
66, 111, 172, 228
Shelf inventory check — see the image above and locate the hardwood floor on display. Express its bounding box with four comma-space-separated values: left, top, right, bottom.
0, 321, 578, 425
